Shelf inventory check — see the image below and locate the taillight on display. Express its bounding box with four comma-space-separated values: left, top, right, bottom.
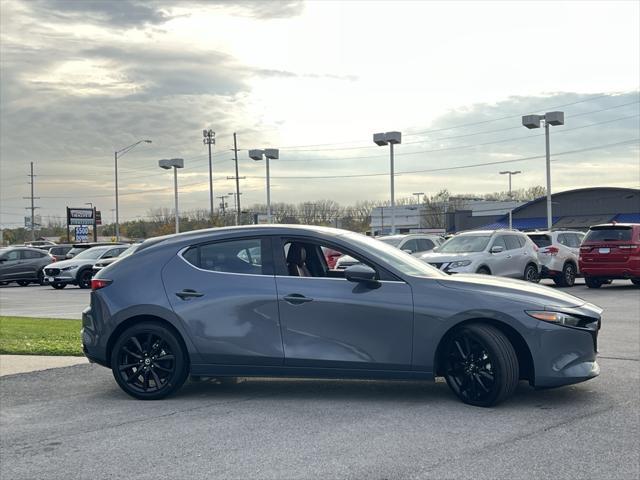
541, 246, 559, 256
619, 244, 639, 250
91, 279, 112, 290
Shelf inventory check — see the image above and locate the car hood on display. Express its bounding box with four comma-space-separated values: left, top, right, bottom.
47, 258, 95, 269
437, 273, 588, 309
419, 251, 483, 262
94, 257, 118, 267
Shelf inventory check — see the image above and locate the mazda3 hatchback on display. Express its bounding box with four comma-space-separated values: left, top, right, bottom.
83, 225, 602, 407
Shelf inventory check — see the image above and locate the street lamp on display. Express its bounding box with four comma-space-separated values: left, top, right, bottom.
249, 148, 279, 223
373, 131, 402, 234
412, 192, 424, 205
522, 111, 564, 230
499, 170, 521, 198
114, 139, 152, 240
158, 158, 184, 234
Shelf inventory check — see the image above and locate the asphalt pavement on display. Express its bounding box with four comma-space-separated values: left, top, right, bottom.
0, 281, 639, 479
0, 283, 89, 318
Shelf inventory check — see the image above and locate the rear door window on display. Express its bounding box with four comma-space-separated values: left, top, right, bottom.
401, 239, 418, 253
491, 236, 507, 250
504, 235, 521, 250
21, 250, 45, 259
416, 238, 435, 251
183, 238, 268, 275
2, 250, 20, 261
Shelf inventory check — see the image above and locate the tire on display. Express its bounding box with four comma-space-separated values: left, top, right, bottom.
631, 279, 640, 286
476, 267, 491, 275
523, 264, 540, 283
17, 280, 30, 287
585, 276, 603, 289
111, 322, 189, 400
443, 323, 519, 407
51, 282, 66, 289
554, 263, 576, 288
37, 269, 45, 286
77, 269, 93, 289
0, 282, 8, 286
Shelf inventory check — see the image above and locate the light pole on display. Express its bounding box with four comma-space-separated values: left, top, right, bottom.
373, 131, 402, 234
249, 148, 279, 223
412, 192, 424, 205
499, 171, 521, 198
115, 139, 151, 240
158, 158, 184, 233
522, 111, 564, 230
203, 129, 215, 218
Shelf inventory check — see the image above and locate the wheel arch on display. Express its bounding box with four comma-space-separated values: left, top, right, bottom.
433, 318, 535, 384
106, 314, 191, 370
476, 265, 492, 274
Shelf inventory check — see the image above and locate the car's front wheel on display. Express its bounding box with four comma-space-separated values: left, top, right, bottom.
585, 276, 603, 289
51, 282, 66, 289
111, 322, 189, 400
443, 323, 519, 407
17, 280, 30, 287
523, 264, 540, 283
77, 269, 92, 289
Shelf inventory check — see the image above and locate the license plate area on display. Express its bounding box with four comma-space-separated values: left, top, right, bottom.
598, 248, 610, 254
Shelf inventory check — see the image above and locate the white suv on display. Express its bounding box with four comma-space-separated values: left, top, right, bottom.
419, 230, 541, 282
527, 230, 584, 287
375, 234, 444, 256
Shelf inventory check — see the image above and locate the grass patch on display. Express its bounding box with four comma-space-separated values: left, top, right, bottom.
0, 316, 83, 356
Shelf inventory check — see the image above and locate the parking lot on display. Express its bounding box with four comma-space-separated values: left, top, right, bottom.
0, 280, 638, 479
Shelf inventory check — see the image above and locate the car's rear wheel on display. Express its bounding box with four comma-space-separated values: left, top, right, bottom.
631, 279, 640, 287
111, 322, 188, 400
17, 280, 30, 287
554, 263, 576, 287
443, 323, 519, 407
585, 276, 603, 289
51, 282, 66, 289
523, 264, 540, 283
77, 269, 92, 289
0, 281, 8, 286
476, 267, 491, 275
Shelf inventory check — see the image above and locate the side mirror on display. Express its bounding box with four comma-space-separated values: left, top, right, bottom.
402, 249, 413, 254
344, 264, 377, 284
490, 245, 505, 254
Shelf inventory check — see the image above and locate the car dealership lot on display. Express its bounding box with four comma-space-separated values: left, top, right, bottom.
1, 281, 638, 479
0, 283, 88, 319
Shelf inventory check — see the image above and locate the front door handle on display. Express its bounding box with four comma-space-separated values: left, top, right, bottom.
175, 289, 204, 300
283, 294, 314, 305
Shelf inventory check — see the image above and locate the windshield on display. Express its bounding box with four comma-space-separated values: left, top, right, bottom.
74, 247, 108, 260
344, 232, 443, 278
377, 236, 404, 247
528, 234, 552, 248
437, 235, 492, 253
584, 227, 632, 242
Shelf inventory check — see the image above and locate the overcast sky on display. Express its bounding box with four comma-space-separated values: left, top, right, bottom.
1, 0, 639, 227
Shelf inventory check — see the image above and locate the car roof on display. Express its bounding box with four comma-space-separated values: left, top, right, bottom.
1, 246, 47, 252
589, 223, 639, 229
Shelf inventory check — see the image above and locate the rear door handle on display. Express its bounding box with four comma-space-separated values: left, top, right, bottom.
175, 289, 204, 300
283, 294, 314, 305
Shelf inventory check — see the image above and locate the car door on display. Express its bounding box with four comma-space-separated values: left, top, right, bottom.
504, 235, 527, 277
274, 237, 414, 370
0, 250, 21, 280
487, 235, 511, 276
162, 236, 283, 366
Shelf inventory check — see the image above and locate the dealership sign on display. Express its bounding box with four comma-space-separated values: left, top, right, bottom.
67, 207, 94, 226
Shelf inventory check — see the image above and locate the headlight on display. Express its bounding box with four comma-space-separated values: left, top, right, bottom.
526, 311, 598, 330
61, 265, 79, 272
449, 260, 472, 268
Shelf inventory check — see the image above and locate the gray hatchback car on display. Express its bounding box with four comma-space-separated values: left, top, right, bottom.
83, 225, 602, 407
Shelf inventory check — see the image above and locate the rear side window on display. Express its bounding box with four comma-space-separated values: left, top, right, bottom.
584, 227, 632, 242
2, 250, 20, 261
183, 238, 266, 275
504, 235, 522, 250
528, 234, 552, 247
21, 250, 45, 259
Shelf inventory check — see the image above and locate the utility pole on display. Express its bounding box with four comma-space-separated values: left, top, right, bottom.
228, 192, 242, 216
203, 129, 216, 219
23, 162, 40, 241
217, 195, 228, 215
226, 132, 245, 225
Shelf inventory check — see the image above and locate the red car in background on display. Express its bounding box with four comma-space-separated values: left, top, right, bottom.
579, 223, 640, 288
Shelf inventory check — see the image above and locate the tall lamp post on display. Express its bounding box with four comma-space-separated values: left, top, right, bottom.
522, 111, 564, 230
499, 170, 521, 198
249, 148, 279, 223
158, 158, 184, 233
203, 129, 215, 218
114, 139, 151, 240
373, 131, 402, 234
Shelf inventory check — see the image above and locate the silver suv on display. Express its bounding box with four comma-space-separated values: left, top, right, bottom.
527, 230, 584, 287
376, 234, 444, 256
419, 230, 541, 282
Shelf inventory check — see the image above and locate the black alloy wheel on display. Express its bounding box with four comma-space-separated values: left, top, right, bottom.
443, 324, 519, 407
77, 269, 93, 289
111, 322, 188, 400
554, 263, 576, 287
17, 280, 30, 287
51, 282, 66, 289
524, 264, 540, 283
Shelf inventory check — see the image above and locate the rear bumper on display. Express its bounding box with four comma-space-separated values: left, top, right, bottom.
579, 265, 640, 278
82, 306, 109, 367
